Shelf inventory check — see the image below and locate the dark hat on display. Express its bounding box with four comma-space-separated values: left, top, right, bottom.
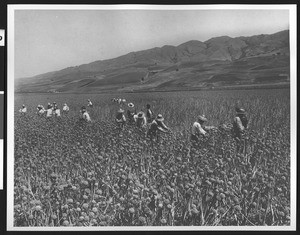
146, 104, 151, 108
198, 115, 208, 122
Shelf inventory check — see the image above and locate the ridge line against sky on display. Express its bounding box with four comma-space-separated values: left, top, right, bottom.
14, 9, 289, 79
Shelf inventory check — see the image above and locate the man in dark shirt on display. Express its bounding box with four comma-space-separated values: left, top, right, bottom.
146, 104, 154, 124
147, 114, 171, 141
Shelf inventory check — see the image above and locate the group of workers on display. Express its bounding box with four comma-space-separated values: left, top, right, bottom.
19, 98, 248, 145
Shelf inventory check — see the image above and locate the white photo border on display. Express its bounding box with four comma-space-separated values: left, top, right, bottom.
7, 4, 297, 231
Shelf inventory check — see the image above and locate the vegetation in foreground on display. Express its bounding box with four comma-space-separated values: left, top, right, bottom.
14, 89, 290, 226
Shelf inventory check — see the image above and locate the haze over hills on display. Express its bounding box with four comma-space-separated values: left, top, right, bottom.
15, 30, 290, 93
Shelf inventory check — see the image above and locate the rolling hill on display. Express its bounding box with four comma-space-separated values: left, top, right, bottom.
15, 30, 290, 93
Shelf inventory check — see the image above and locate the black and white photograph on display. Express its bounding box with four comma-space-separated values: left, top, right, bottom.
7, 4, 297, 230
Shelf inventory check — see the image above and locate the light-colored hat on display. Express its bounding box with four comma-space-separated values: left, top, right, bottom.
137, 111, 145, 118
122, 99, 126, 103
118, 109, 124, 113
235, 107, 246, 114
198, 115, 208, 122
64, 103, 67, 106
22, 104, 25, 107
128, 103, 134, 108
156, 114, 164, 122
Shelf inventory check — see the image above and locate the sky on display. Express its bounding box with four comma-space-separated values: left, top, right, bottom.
14, 8, 289, 79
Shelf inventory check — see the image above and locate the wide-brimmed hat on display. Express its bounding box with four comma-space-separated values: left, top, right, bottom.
118, 108, 124, 113
198, 115, 208, 122
156, 114, 164, 122
137, 112, 145, 118
235, 107, 246, 114
128, 103, 134, 108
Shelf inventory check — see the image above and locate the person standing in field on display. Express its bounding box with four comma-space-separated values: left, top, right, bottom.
191, 115, 216, 144
232, 107, 248, 153
147, 114, 171, 141
146, 104, 154, 124
46, 103, 53, 118
62, 103, 69, 113
53, 103, 61, 117
127, 103, 136, 124
19, 104, 27, 115
80, 106, 91, 122
87, 99, 93, 108
115, 108, 126, 129
232, 107, 248, 139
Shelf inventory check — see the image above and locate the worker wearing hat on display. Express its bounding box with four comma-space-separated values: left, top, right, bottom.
52, 103, 61, 117
232, 107, 248, 140
63, 103, 69, 113
191, 115, 216, 143
147, 114, 171, 141
19, 104, 27, 115
134, 111, 147, 128
46, 103, 53, 118
37, 105, 45, 115
80, 106, 91, 122
127, 103, 136, 124
115, 108, 126, 129
87, 99, 93, 108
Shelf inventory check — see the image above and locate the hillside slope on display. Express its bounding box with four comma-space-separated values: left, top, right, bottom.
15, 30, 290, 93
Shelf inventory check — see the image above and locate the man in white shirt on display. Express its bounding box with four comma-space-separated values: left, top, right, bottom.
46, 107, 52, 118
191, 115, 216, 142
81, 106, 91, 122
19, 105, 27, 114
37, 105, 45, 115
87, 99, 93, 108
63, 103, 69, 113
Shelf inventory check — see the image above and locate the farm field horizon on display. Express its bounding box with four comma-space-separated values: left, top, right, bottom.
13, 88, 291, 226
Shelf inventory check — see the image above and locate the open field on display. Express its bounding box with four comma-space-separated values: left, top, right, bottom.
13, 89, 290, 226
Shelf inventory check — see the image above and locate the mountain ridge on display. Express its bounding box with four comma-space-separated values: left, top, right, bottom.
16, 30, 290, 93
